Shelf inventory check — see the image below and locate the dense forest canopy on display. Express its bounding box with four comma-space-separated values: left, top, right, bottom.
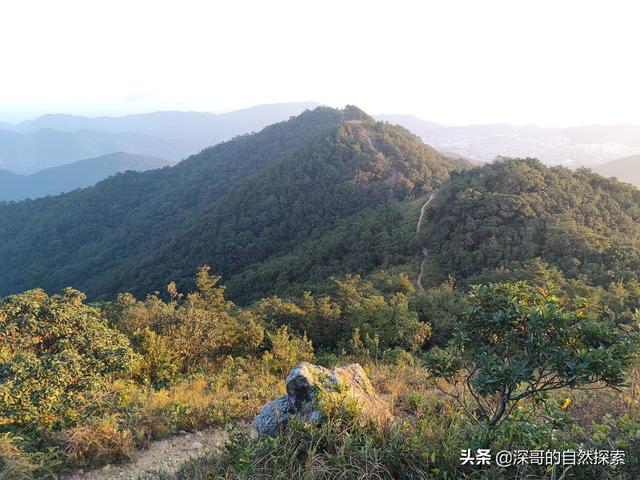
421, 158, 640, 288
1, 108, 639, 310
0, 106, 469, 302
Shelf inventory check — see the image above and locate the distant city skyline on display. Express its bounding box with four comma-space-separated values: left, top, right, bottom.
1, 1, 639, 127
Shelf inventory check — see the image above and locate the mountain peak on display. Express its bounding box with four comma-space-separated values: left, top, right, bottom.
342, 105, 373, 122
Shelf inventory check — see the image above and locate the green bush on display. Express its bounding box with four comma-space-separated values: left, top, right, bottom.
113, 266, 266, 375
425, 282, 639, 428
0, 288, 135, 430
261, 325, 314, 376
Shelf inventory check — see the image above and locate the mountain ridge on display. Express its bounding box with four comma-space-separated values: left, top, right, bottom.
15, 102, 322, 137
420, 157, 640, 288
0, 106, 468, 301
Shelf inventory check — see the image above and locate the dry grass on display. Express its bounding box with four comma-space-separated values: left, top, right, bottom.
0, 435, 37, 480
56, 415, 135, 467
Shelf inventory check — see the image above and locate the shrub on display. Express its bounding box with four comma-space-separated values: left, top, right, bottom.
410, 278, 467, 347
130, 328, 180, 387
113, 267, 265, 374
424, 282, 640, 428
256, 274, 432, 353
0, 433, 60, 480
0, 288, 135, 430
0, 434, 38, 480
382, 347, 417, 367
261, 325, 314, 376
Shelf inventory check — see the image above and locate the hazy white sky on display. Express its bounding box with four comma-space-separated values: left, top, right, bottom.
1, 0, 638, 126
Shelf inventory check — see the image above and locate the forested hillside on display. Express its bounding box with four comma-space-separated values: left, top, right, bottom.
420, 158, 640, 288
0, 106, 468, 301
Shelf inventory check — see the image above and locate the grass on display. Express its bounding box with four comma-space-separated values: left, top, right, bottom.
173, 360, 640, 480
0, 356, 283, 477
1, 356, 638, 478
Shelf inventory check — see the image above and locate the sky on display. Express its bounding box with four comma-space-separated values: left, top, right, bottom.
0, 0, 639, 127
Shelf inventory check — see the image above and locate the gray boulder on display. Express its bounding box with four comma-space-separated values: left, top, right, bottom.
253, 362, 392, 436
253, 395, 293, 436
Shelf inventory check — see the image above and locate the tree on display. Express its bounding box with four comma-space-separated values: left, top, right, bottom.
113, 267, 265, 374
424, 282, 639, 428
410, 277, 467, 347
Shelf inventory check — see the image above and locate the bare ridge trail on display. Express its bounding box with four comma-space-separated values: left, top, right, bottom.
415, 192, 437, 292
64, 427, 232, 480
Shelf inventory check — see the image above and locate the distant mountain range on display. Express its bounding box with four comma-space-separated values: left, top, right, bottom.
372, 115, 640, 167
14, 102, 323, 139
0, 128, 193, 174
0, 152, 172, 201
0, 102, 320, 174
1, 102, 638, 187
594, 155, 640, 188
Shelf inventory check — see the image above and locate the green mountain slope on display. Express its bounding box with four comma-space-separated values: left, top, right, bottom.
0, 152, 172, 201
129, 118, 465, 301
420, 158, 640, 288
225, 198, 425, 303
0, 106, 468, 301
594, 154, 640, 189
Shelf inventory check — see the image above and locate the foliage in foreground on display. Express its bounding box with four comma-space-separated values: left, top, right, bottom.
0, 268, 433, 477
173, 282, 640, 480
425, 282, 639, 427
0, 288, 135, 429
1, 266, 639, 478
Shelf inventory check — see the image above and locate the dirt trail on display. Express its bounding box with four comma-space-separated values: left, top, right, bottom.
415, 192, 437, 291
64, 428, 229, 480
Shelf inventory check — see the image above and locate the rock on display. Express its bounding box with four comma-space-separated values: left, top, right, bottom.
253, 362, 391, 436
186, 441, 203, 451
253, 395, 292, 436
102, 464, 112, 471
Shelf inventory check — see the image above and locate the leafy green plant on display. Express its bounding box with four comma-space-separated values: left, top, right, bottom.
424, 282, 639, 428
261, 325, 314, 376
0, 288, 135, 430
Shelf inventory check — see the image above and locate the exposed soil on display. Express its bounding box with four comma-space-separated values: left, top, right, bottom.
64, 428, 229, 480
